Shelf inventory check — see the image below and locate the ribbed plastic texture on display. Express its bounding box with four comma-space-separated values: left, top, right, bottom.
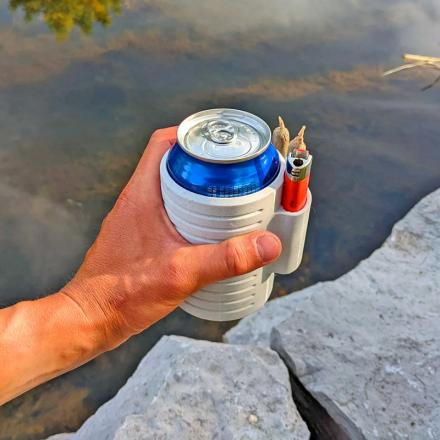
160, 151, 311, 321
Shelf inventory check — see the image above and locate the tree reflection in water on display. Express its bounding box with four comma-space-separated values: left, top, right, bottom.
9, 0, 121, 39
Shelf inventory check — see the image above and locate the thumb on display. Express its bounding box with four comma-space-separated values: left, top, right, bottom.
183, 231, 282, 290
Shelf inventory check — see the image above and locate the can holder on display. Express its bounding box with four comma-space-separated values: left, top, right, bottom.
160, 151, 311, 321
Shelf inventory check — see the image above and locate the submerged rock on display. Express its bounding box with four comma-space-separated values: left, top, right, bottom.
226, 188, 440, 439
50, 335, 309, 440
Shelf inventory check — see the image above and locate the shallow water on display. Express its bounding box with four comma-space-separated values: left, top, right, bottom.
0, 1, 439, 438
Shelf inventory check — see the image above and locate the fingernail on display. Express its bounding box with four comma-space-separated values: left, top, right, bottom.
256, 234, 281, 263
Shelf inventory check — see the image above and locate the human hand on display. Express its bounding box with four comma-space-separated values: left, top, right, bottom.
62, 127, 282, 349
0, 127, 282, 404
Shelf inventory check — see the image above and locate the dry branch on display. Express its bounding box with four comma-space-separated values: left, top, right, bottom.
383, 53, 440, 90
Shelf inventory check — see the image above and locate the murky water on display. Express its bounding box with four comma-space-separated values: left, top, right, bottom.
1, 1, 439, 438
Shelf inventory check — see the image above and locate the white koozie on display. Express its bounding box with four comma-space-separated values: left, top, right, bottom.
160, 151, 311, 321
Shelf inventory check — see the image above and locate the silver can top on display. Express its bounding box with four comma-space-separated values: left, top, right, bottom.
177, 108, 271, 163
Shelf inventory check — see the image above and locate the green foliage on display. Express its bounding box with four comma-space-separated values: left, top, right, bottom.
9, 0, 121, 39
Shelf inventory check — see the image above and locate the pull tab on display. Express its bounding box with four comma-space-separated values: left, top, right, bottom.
204, 119, 236, 144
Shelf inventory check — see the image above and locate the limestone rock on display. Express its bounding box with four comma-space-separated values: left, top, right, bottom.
53, 335, 309, 440
224, 290, 310, 346
227, 188, 440, 439
45, 435, 73, 440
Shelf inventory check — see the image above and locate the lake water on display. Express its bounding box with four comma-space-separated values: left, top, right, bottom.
1, 1, 439, 438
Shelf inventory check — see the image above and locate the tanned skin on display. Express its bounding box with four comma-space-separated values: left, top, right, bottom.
0, 127, 282, 405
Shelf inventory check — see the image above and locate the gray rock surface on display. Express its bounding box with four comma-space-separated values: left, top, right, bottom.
227, 188, 440, 439
224, 290, 311, 347
45, 435, 73, 440
53, 335, 309, 440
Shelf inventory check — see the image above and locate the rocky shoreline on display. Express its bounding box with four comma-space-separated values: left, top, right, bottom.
47, 188, 440, 440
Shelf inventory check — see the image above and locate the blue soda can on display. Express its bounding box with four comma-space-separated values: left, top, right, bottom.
166, 108, 280, 197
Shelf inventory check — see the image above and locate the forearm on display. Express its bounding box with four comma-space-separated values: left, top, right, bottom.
0, 292, 113, 405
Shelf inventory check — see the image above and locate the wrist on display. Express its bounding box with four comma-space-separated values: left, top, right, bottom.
61, 275, 129, 351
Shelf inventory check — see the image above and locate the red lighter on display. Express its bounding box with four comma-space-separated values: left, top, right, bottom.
282, 126, 312, 212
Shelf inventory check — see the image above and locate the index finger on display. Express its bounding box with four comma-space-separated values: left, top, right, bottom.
130, 126, 178, 186
119, 126, 177, 204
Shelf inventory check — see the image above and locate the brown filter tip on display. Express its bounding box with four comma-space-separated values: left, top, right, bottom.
278, 116, 286, 129
272, 116, 290, 158
290, 125, 307, 152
